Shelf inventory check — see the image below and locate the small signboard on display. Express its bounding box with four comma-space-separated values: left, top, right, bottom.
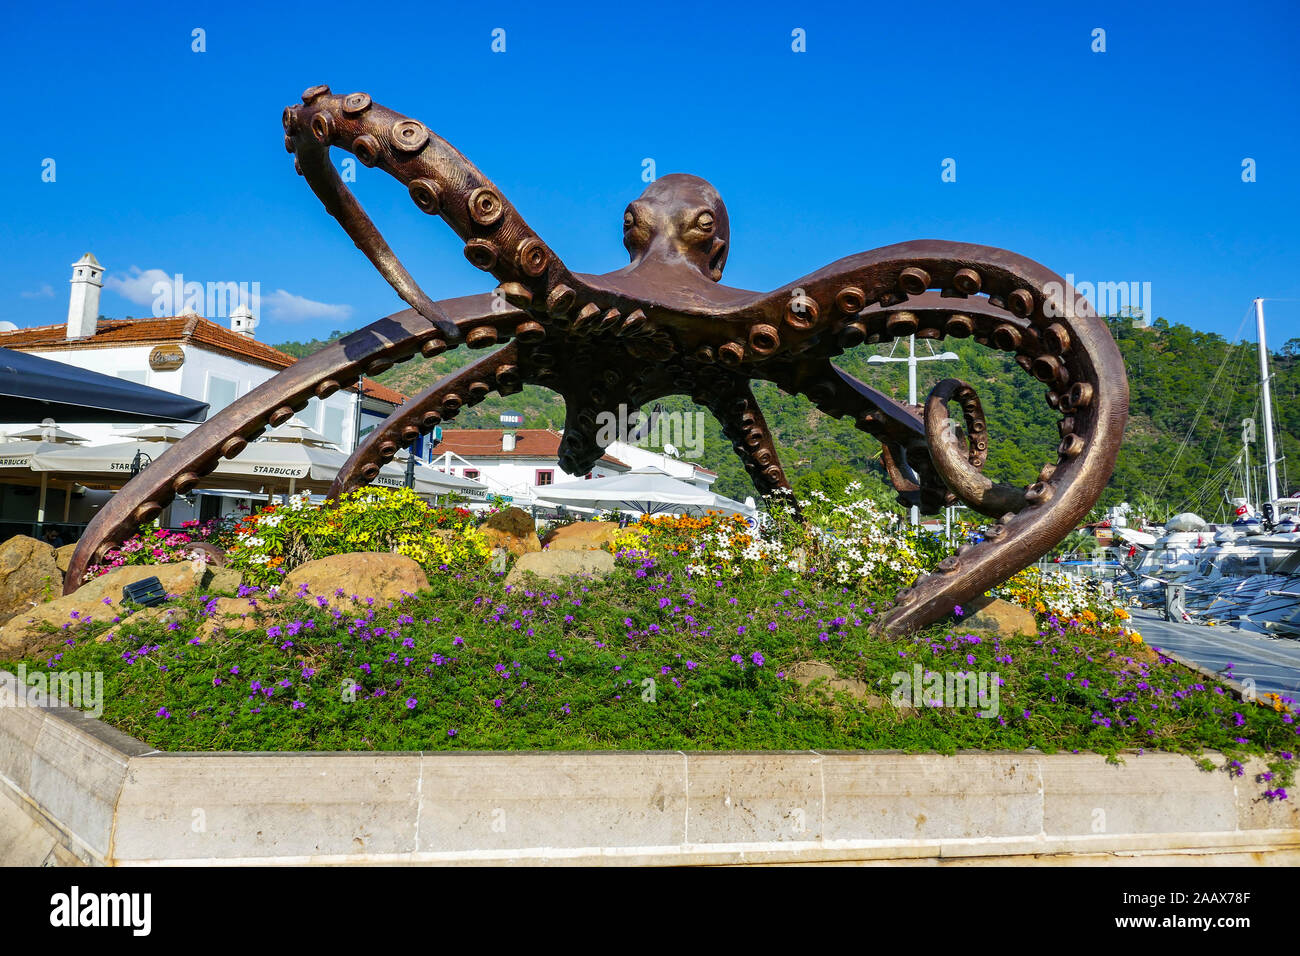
148, 345, 185, 371
499, 411, 524, 427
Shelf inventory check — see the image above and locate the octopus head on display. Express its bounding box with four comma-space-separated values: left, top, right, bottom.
622, 173, 730, 282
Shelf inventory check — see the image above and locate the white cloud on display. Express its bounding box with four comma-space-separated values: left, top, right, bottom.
104, 268, 351, 324
105, 266, 171, 307
20, 284, 53, 299
264, 289, 353, 322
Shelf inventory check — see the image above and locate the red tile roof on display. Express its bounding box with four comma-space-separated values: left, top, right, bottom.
435, 429, 629, 470
0, 316, 406, 406
359, 379, 406, 405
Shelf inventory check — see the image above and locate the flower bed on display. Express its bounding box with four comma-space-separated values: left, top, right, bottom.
83, 518, 229, 581
4, 532, 1294, 802
225, 487, 491, 586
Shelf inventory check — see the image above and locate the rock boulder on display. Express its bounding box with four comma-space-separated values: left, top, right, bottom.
54, 543, 78, 574
481, 509, 541, 557
0, 560, 211, 660
960, 595, 1039, 638
541, 521, 620, 552
505, 549, 615, 587
282, 552, 429, 611
0, 536, 61, 627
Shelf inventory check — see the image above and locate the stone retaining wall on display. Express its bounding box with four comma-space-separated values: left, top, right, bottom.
1, 670, 1295, 866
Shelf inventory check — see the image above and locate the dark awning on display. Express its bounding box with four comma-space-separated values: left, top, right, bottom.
0, 347, 209, 424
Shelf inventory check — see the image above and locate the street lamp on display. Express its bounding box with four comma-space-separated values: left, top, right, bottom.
866, 335, 961, 526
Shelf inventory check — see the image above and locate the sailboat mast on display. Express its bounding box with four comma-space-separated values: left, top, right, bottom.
1256, 297, 1281, 506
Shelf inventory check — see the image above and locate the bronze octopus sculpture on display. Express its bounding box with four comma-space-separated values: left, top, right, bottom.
64, 86, 1129, 634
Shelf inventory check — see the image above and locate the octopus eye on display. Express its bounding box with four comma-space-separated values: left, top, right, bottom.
695, 211, 714, 233
623, 210, 636, 230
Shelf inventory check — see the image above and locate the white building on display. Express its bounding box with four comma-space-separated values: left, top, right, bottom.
0, 254, 408, 531
429, 428, 718, 508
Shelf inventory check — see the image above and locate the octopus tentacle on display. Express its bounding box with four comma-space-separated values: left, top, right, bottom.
923, 378, 1027, 518
63, 294, 523, 593
755, 360, 947, 510
285, 88, 620, 341
330, 344, 524, 499
695, 377, 791, 497
63, 309, 435, 591
741, 246, 1126, 633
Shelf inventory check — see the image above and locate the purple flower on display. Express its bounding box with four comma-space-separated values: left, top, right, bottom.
155, 707, 171, 719
406, 698, 417, 709
751, 651, 765, 667
953, 604, 963, 617
493, 698, 503, 708
447, 728, 458, 737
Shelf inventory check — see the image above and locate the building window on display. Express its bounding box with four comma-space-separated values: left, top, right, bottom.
206, 374, 238, 414
464, 469, 480, 480
535, 469, 554, 486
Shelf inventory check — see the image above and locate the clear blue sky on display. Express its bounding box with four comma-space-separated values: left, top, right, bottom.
2, 0, 1297, 345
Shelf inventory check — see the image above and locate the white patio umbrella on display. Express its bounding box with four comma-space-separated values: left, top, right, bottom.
29, 430, 489, 524
27, 436, 174, 526
6, 419, 89, 444
120, 424, 192, 442
0, 423, 89, 525
536, 466, 755, 517
261, 417, 334, 446
373, 451, 487, 499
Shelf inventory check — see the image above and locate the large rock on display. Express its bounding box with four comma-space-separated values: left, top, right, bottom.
961, 595, 1039, 638
505, 549, 615, 587
54, 543, 78, 574
282, 552, 429, 611
786, 660, 910, 712
204, 565, 243, 595
481, 509, 541, 557
541, 521, 620, 552
0, 561, 210, 660
484, 507, 536, 538
0, 536, 61, 627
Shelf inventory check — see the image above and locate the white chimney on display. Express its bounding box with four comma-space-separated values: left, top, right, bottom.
66, 253, 104, 339
502, 431, 516, 451
230, 304, 256, 337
